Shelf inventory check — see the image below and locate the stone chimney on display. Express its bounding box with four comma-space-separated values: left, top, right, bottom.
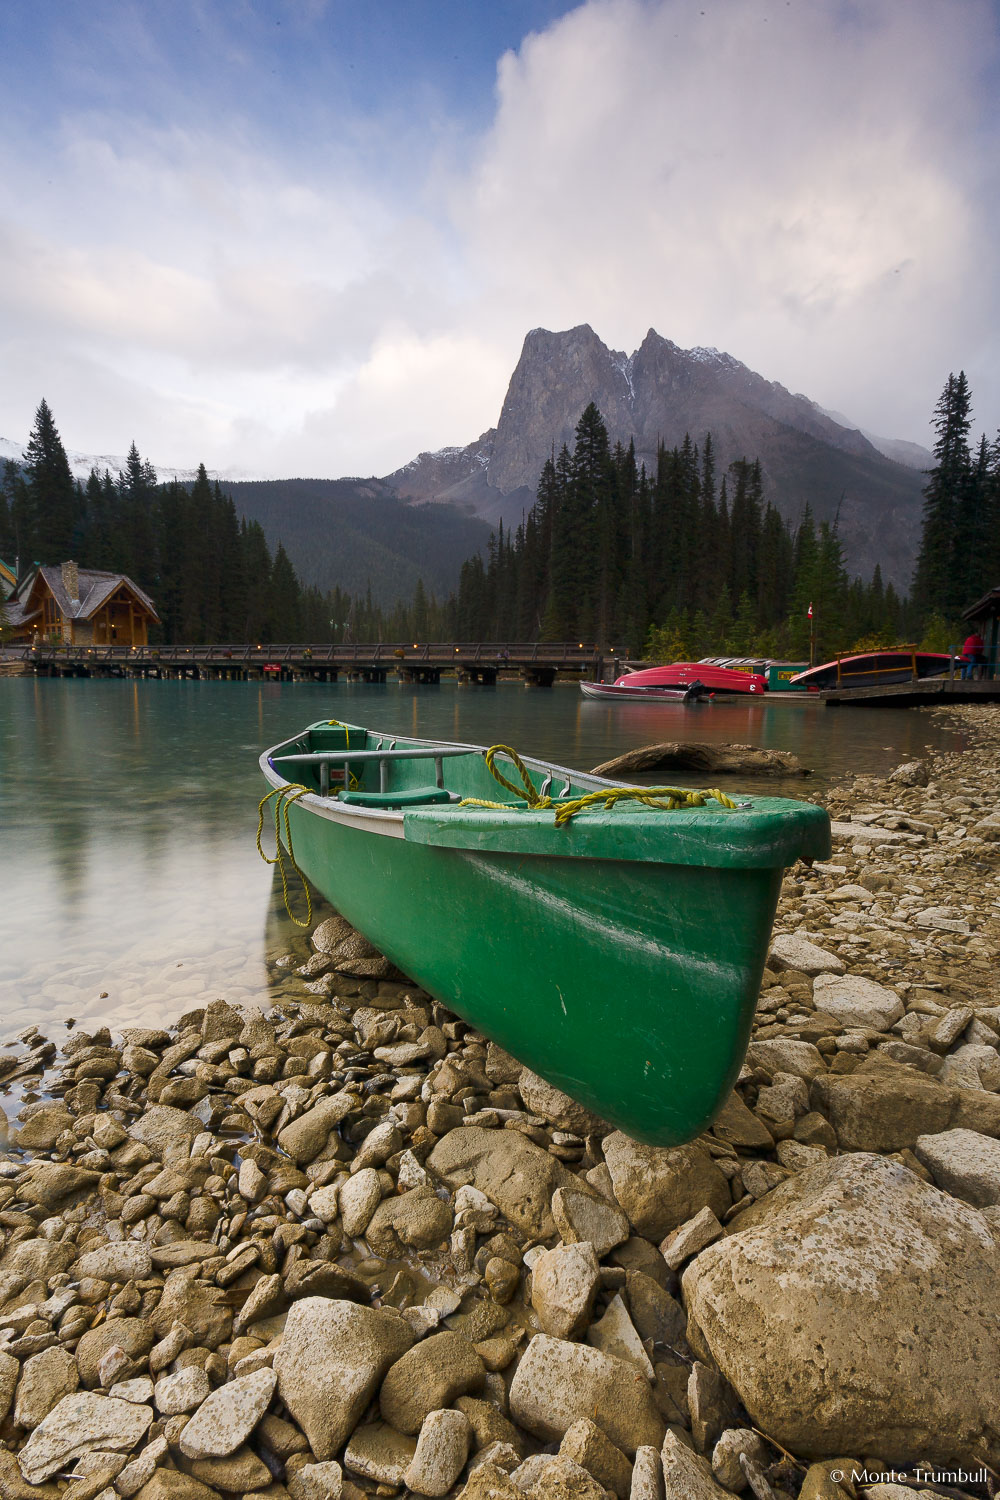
61, 561, 79, 602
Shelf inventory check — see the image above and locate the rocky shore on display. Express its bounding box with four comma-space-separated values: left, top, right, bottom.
0, 703, 998, 1500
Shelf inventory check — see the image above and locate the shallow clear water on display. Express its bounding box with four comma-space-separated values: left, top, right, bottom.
0, 677, 968, 1041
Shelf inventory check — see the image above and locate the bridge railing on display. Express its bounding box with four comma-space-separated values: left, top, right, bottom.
0, 640, 603, 665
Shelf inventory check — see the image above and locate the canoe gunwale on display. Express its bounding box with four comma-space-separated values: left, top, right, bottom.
260, 721, 832, 869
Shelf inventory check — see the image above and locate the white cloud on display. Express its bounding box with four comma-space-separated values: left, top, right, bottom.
0, 0, 997, 472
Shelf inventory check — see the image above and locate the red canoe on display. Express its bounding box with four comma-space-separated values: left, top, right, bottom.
615, 662, 768, 694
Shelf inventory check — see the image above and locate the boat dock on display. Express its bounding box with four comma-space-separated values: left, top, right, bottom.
822, 677, 1000, 706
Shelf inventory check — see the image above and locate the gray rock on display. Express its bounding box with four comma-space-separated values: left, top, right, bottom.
403, 1408, 473, 1497
811, 973, 904, 1031
530, 1242, 600, 1339
187, 1446, 273, 1492
427, 1126, 577, 1236
343, 1422, 417, 1485
629, 1447, 662, 1500
127, 1106, 199, 1159
339, 1168, 383, 1237
72, 1244, 154, 1284
288, 1461, 344, 1500
552, 1187, 630, 1257
18, 1393, 152, 1484
277, 1093, 356, 1165
711, 1428, 768, 1492
509, 1335, 664, 1457
379, 1330, 485, 1434
560, 1417, 633, 1499
513, 1453, 612, 1500
682, 1153, 1000, 1467
587, 1294, 654, 1378
366, 1186, 454, 1256
0, 1349, 19, 1420
153, 1367, 210, 1416
311, 915, 355, 953
660, 1431, 728, 1498
274, 1297, 413, 1459
76, 1320, 156, 1389
178, 1366, 276, 1457
769, 934, 845, 976
914, 1128, 1000, 1207
602, 1134, 730, 1240
744, 1039, 826, 1080
518, 1070, 604, 1136
14, 1345, 79, 1429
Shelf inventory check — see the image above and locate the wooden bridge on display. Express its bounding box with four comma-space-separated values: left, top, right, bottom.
0, 641, 609, 686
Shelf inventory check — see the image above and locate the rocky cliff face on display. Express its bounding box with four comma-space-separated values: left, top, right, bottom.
387, 325, 925, 588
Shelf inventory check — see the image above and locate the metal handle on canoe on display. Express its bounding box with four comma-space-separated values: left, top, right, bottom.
273, 745, 471, 795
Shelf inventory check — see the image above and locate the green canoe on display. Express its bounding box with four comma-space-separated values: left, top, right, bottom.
260, 719, 830, 1146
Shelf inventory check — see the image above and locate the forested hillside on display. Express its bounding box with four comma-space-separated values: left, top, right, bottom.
221, 479, 491, 603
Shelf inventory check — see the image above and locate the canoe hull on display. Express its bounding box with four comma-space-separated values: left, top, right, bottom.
280, 796, 782, 1146
618, 663, 768, 694
261, 720, 830, 1146
580, 680, 701, 702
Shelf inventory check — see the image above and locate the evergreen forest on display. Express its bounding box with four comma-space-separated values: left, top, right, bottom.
2, 381, 997, 658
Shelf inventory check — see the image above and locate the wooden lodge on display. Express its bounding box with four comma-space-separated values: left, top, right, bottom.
962, 585, 1000, 677
2, 561, 159, 647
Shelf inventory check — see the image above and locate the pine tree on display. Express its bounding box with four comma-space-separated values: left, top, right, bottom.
912, 371, 972, 623
23, 399, 80, 561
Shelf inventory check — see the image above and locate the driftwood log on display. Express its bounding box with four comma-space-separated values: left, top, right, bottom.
592, 741, 810, 777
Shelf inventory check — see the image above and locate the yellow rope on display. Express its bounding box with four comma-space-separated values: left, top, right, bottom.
327, 719, 360, 789
460, 744, 738, 825
551, 783, 737, 824
256, 785, 313, 927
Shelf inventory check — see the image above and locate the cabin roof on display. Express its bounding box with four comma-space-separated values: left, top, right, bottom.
962, 586, 1000, 623
11, 565, 159, 624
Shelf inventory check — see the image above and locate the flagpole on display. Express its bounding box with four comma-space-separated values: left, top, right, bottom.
809, 603, 815, 667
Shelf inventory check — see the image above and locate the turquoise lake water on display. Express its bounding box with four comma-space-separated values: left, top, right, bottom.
0, 677, 968, 1041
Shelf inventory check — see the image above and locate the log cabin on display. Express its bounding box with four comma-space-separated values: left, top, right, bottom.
2, 561, 159, 646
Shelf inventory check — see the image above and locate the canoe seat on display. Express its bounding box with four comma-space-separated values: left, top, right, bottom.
337, 786, 457, 809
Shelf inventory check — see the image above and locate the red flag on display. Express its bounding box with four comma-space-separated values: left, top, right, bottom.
807, 602, 813, 618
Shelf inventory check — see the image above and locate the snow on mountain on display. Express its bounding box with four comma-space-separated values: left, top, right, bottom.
0, 436, 261, 486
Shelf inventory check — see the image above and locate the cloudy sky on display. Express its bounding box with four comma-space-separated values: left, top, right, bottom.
1, 0, 998, 477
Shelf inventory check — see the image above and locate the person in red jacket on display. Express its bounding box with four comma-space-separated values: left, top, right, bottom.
961, 630, 985, 679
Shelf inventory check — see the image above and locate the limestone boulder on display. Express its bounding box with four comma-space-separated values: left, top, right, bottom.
127, 1105, 200, 1159
769, 934, 845, 976
517, 1070, 605, 1136
914, 1128, 1000, 1207
365, 1186, 453, 1257
682, 1153, 1000, 1466
530, 1242, 600, 1339
811, 1057, 1000, 1151
602, 1134, 729, 1240
179, 1367, 277, 1458
18, 1392, 152, 1484
811, 973, 904, 1031
379, 1331, 485, 1434
509, 1335, 664, 1457
274, 1298, 414, 1459
427, 1127, 576, 1237
277, 1092, 356, 1165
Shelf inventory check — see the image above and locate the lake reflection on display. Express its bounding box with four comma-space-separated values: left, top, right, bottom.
0, 677, 968, 1040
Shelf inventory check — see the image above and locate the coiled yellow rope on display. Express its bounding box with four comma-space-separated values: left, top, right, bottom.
256, 785, 313, 927
460, 744, 738, 825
